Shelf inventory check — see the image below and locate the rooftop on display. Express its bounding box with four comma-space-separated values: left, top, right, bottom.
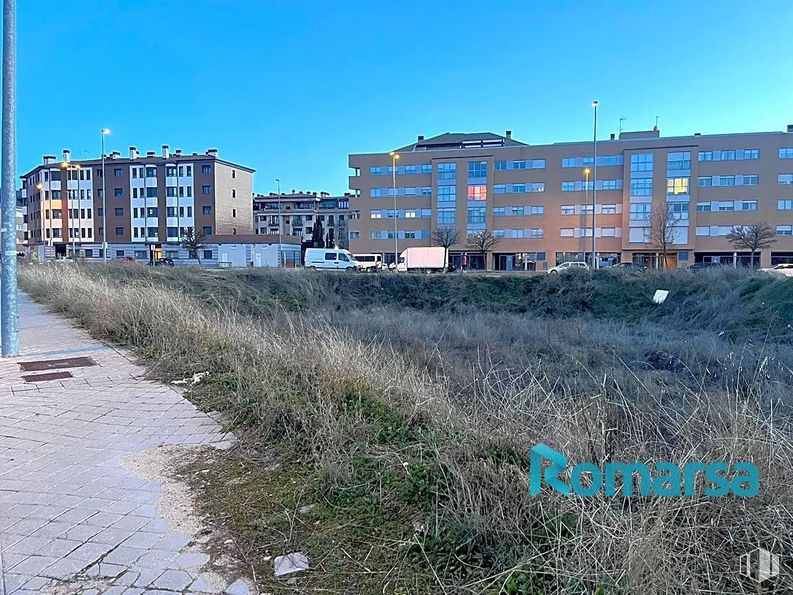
395, 131, 527, 152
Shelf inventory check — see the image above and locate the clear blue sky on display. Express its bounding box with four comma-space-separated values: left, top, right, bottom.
17, 0, 793, 195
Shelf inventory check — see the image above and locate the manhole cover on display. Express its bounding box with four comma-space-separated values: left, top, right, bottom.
22, 371, 74, 382
19, 356, 96, 372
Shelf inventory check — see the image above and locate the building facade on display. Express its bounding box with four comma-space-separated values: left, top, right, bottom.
21, 146, 254, 261
348, 128, 793, 270
253, 191, 358, 249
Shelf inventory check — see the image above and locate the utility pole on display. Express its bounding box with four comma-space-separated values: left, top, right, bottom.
1, 0, 19, 356
591, 99, 599, 270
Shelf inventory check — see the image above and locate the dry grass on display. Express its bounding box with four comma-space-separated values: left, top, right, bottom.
19, 263, 793, 594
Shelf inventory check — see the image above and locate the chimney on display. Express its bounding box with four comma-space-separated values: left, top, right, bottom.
787, 124, 793, 133
62, 149, 71, 162
694, 132, 701, 136
417, 134, 425, 141
505, 130, 512, 139
111, 151, 121, 159
162, 144, 170, 158
609, 133, 615, 140
146, 151, 155, 158
175, 148, 182, 156
43, 155, 56, 165
129, 146, 138, 159
207, 148, 218, 157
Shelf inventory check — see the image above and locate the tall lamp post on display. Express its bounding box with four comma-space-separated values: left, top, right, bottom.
275, 177, 282, 267
61, 161, 81, 262
583, 168, 590, 265
389, 151, 399, 271
591, 99, 599, 270
100, 128, 110, 262
1, 0, 18, 356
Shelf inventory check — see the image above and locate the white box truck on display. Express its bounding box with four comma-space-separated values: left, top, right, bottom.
396, 247, 446, 272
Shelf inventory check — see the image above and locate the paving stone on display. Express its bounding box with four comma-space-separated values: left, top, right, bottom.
152, 569, 194, 591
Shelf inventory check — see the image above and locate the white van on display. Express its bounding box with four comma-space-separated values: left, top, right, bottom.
304, 248, 358, 271
353, 253, 383, 271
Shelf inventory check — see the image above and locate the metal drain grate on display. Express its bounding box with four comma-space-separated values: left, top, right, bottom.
22, 371, 74, 382
19, 356, 96, 372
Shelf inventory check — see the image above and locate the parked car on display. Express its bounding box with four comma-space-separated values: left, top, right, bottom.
154, 258, 175, 267
547, 261, 589, 274
688, 262, 722, 271
115, 255, 135, 263
304, 248, 358, 271
759, 263, 793, 277
353, 253, 383, 272
611, 262, 647, 272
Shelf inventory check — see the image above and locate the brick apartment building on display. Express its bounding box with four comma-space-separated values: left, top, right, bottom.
253, 191, 358, 249
348, 127, 793, 270
21, 146, 253, 261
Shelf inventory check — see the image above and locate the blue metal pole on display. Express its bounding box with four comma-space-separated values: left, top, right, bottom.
1, 0, 18, 356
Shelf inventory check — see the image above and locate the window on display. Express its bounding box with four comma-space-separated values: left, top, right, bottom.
778, 199, 793, 210
201, 164, 211, 174
202, 205, 212, 215
114, 187, 123, 197
740, 175, 759, 186
562, 155, 623, 168
629, 203, 652, 221
437, 162, 456, 180
630, 153, 654, 172
203, 249, 213, 260
113, 168, 122, 177
697, 202, 711, 212
144, 187, 156, 198
777, 225, 793, 236
667, 151, 691, 171
601, 205, 617, 215
202, 185, 211, 195
512, 160, 526, 170
780, 148, 793, 159
561, 205, 575, 215
114, 226, 124, 236
739, 200, 758, 211
779, 174, 793, 185
437, 208, 455, 225
467, 185, 487, 200
467, 206, 486, 224
468, 161, 487, 179
166, 187, 176, 197
669, 202, 689, 218
718, 176, 735, 186
202, 225, 212, 235
145, 167, 156, 178
114, 207, 124, 216
698, 177, 712, 187
630, 178, 652, 196
167, 227, 178, 237
560, 228, 574, 237
667, 177, 689, 195
166, 206, 177, 217
699, 149, 759, 161
437, 185, 456, 206
495, 160, 507, 170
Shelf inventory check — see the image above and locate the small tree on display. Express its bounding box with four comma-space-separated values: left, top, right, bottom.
467, 230, 501, 270
181, 229, 207, 266
726, 223, 776, 268
649, 201, 678, 269
312, 219, 325, 248
431, 226, 459, 269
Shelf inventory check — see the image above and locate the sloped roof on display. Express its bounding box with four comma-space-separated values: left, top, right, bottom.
396, 132, 527, 152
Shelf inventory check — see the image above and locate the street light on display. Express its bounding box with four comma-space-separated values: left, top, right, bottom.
583, 168, 591, 266
61, 160, 81, 262
591, 99, 599, 270
275, 177, 282, 267
100, 128, 110, 263
389, 151, 399, 271
35, 182, 50, 252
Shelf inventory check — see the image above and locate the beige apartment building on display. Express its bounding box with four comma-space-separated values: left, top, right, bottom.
348, 127, 793, 270
21, 146, 253, 261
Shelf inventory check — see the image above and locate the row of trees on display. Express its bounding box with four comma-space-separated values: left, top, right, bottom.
430, 226, 501, 269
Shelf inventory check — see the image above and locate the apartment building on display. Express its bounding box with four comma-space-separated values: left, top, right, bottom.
253, 191, 358, 249
21, 146, 254, 261
348, 127, 793, 269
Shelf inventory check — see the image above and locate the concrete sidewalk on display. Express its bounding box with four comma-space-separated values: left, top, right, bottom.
0, 294, 249, 594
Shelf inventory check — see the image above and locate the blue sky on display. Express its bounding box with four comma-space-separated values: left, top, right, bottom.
17, 0, 793, 194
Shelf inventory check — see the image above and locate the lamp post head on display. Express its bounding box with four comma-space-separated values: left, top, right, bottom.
35, 183, 43, 190
584, 168, 591, 176
592, 99, 599, 108
101, 128, 111, 135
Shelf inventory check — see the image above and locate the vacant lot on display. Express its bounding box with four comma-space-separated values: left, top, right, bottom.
20, 265, 793, 594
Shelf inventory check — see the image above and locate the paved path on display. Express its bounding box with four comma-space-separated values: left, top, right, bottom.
0, 294, 249, 594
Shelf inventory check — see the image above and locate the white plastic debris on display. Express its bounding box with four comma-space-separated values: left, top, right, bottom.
652, 290, 669, 304
274, 552, 310, 577
172, 371, 209, 386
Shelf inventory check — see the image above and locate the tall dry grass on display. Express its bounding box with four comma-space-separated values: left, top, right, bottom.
19, 264, 793, 594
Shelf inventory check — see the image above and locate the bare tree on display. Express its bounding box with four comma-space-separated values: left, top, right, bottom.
649, 201, 679, 269
467, 230, 501, 270
431, 226, 459, 269
726, 222, 776, 268
181, 229, 208, 267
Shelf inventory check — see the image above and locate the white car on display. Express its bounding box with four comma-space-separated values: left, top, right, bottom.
759, 263, 793, 277
547, 261, 589, 274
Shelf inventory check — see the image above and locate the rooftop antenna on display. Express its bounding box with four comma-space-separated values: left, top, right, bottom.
619, 116, 626, 134
654, 115, 660, 131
